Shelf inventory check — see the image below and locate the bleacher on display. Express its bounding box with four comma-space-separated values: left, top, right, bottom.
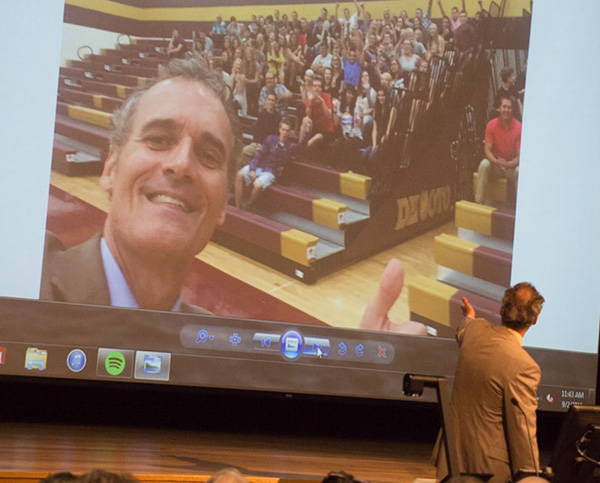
408, 199, 515, 337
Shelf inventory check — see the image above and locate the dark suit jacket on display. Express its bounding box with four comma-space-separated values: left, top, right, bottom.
441, 316, 540, 483
40, 232, 210, 315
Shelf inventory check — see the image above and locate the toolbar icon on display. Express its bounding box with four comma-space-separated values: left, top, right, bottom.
229, 333, 242, 347
252, 332, 280, 351
97, 348, 134, 378
105, 351, 126, 376
25, 348, 47, 371
134, 351, 171, 381
355, 344, 364, 357
0, 347, 5, 364
67, 349, 87, 372
281, 330, 303, 359
303, 337, 330, 357
196, 330, 209, 343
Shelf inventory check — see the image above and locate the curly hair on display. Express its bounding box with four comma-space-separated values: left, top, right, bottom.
500, 282, 545, 331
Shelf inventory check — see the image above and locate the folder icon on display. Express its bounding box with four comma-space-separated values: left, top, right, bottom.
25, 347, 47, 371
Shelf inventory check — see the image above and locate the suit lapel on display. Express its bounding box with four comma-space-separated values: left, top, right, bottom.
50, 233, 111, 306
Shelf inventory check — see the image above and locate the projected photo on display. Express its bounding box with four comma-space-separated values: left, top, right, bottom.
0, 0, 598, 408
41, 0, 533, 338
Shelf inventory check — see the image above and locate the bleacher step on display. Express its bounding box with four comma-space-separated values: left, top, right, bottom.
408, 276, 501, 338
219, 206, 318, 267
455, 200, 515, 240
258, 210, 351, 247
260, 185, 348, 230
52, 137, 103, 176
434, 233, 511, 287
54, 114, 111, 153
437, 267, 506, 302
58, 86, 123, 113
287, 161, 371, 202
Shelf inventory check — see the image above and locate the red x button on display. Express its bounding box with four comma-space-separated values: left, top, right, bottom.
377, 346, 387, 358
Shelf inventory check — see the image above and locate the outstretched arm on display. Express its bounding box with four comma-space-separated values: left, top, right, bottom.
437, 0, 447, 18
354, 0, 363, 18
455, 296, 475, 343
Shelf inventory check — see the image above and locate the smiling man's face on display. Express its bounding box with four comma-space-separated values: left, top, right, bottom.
100, 78, 232, 263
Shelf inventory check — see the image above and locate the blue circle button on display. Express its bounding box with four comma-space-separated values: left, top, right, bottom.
67, 349, 87, 372
280, 330, 303, 359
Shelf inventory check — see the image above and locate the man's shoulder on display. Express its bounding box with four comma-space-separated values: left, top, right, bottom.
43, 232, 102, 265
275, 83, 290, 93
40, 232, 110, 305
462, 315, 493, 334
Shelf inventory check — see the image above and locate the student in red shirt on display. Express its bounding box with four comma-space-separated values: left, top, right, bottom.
475, 95, 521, 205
305, 75, 334, 145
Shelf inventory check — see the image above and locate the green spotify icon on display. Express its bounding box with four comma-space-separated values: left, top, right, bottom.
105, 351, 126, 376
97, 348, 133, 378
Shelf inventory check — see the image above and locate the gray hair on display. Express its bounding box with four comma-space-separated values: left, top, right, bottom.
110, 58, 242, 176
501, 282, 545, 331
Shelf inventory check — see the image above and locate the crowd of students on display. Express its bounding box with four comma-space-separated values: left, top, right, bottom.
167, 1, 490, 189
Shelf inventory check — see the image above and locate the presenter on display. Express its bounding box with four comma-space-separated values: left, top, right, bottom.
41, 59, 241, 313
438, 283, 545, 482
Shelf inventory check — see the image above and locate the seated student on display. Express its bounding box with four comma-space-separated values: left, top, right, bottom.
239, 93, 281, 169
341, 39, 362, 89
234, 117, 313, 209
310, 42, 333, 76
399, 40, 420, 73
197, 30, 213, 54
305, 75, 334, 146
167, 30, 186, 59
475, 94, 521, 205
331, 85, 366, 171
494, 67, 520, 121
355, 70, 377, 143
258, 71, 292, 119
211, 15, 227, 36
364, 86, 394, 178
